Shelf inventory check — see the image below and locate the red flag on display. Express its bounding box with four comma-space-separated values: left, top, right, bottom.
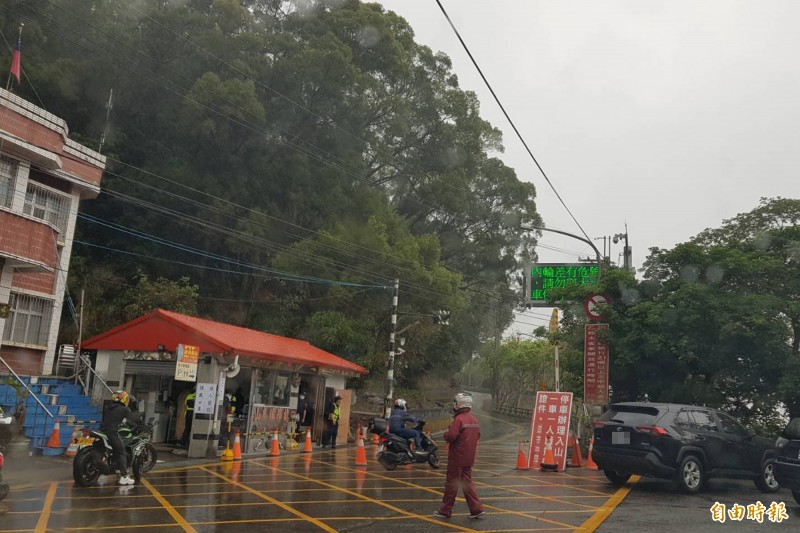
10, 36, 21, 84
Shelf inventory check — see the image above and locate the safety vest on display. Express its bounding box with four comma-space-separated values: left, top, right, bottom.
185, 392, 196, 411
329, 404, 341, 425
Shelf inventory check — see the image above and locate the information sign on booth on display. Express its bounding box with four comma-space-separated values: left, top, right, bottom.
175, 343, 199, 382
584, 324, 609, 405
527, 391, 573, 471
195, 383, 217, 415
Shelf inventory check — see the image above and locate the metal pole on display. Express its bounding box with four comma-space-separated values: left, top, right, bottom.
554, 344, 560, 392
522, 225, 603, 267
385, 278, 399, 418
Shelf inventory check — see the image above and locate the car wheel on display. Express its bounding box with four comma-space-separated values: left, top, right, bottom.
603, 469, 632, 485
754, 459, 780, 493
792, 489, 800, 506
676, 455, 704, 494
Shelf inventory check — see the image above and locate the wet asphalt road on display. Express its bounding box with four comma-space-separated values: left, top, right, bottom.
4, 395, 796, 532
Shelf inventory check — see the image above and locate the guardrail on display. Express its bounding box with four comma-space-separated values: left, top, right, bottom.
493, 405, 533, 419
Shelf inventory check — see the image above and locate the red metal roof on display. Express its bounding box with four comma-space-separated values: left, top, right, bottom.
82, 309, 368, 376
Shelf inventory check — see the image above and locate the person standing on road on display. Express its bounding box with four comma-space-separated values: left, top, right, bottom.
321, 394, 342, 448
434, 392, 485, 520
181, 387, 196, 447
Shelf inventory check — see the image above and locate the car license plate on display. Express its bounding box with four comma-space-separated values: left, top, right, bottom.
77, 437, 95, 446
377, 444, 385, 453
611, 431, 630, 445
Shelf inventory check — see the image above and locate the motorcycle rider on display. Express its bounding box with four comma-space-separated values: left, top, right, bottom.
389, 399, 424, 453
100, 390, 143, 485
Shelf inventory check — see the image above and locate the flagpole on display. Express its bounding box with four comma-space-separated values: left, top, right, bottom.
6, 23, 23, 91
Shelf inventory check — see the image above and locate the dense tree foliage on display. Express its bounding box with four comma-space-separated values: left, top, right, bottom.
0, 0, 539, 385
546, 198, 799, 432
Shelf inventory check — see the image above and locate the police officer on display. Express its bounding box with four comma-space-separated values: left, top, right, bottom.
321, 395, 342, 448
181, 387, 196, 447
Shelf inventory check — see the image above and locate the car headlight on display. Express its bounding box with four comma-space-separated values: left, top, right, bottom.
775, 436, 789, 449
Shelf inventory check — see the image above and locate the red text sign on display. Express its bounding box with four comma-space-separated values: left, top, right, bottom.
528, 391, 573, 471
584, 324, 609, 405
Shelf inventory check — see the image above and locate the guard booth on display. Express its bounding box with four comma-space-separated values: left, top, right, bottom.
82, 308, 368, 457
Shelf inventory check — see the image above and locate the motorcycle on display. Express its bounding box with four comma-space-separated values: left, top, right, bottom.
368, 417, 440, 471
72, 426, 149, 487
120, 419, 157, 473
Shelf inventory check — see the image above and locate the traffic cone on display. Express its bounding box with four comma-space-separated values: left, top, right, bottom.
46, 420, 62, 449
65, 425, 82, 458
232, 429, 243, 461
355, 428, 368, 466
302, 428, 313, 453
586, 437, 598, 469
269, 427, 281, 457
370, 432, 379, 445
515, 440, 530, 470
540, 436, 558, 472
569, 436, 583, 468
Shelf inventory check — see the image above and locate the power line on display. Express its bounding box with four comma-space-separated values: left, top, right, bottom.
433, 0, 592, 244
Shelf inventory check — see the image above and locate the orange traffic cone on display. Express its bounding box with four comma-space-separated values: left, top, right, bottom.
46, 420, 62, 449
65, 425, 82, 457
586, 437, 598, 469
302, 428, 313, 453
269, 427, 281, 457
370, 432, 379, 445
355, 428, 368, 466
569, 436, 583, 468
540, 435, 558, 472
232, 429, 243, 461
515, 440, 530, 470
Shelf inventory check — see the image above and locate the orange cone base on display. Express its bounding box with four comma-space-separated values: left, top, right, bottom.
302, 429, 313, 453
232, 430, 243, 461
270, 430, 281, 457
515, 441, 530, 470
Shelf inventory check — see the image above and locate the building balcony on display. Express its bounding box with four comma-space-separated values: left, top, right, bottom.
0, 209, 59, 273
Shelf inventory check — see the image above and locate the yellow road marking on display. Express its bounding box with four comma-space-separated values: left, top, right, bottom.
252, 460, 481, 533
202, 466, 337, 532
34, 481, 58, 533
576, 475, 639, 532
141, 478, 197, 532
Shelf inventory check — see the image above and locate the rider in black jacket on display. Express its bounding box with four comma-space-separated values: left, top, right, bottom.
100, 390, 143, 485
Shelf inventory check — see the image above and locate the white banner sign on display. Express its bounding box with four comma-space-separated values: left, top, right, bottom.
195, 383, 217, 415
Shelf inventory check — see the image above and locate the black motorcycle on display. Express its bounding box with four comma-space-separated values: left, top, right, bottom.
72, 427, 149, 487
120, 419, 157, 473
368, 417, 440, 471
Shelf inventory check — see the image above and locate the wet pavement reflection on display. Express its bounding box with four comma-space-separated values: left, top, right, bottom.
0, 410, 628, 532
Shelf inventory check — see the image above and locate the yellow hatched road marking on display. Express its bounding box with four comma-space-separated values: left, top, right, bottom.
141, 478, 197, 532
202, 466, 338, 532
576, 475, 639, 532
251, 460, 481, 532
34, 481, 58, 533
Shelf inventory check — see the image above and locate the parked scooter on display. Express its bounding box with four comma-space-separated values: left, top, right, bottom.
72, 427, 149, 486
368, 417, 440, 471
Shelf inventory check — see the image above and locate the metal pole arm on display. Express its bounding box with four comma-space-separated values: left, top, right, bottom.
522, 225, 603, 266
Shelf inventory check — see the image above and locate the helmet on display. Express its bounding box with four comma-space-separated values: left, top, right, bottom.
394, 398, 407, 410
112, 390, 130, 407
453, 392, 473, 410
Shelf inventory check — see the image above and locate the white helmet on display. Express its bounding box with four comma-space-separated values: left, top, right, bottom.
394, 398, 407, 410
454, 392, 473, 410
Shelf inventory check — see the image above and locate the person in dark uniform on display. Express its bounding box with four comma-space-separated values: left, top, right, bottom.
181, 387, 196, 447
101, 390, 143, 486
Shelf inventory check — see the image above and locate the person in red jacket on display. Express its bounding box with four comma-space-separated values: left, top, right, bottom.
434, 392, 485, 519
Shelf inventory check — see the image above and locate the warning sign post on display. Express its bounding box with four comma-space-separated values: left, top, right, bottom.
527, 391, 573, 471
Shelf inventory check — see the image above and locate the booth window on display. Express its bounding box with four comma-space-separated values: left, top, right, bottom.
253, 369, 291, 407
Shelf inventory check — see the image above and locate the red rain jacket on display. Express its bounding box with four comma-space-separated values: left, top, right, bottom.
444, 407, 480, 467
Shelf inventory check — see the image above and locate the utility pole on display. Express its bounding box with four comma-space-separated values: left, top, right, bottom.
385, 278, 399, 418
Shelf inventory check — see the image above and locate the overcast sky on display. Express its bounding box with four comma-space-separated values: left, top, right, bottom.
378, 1, 800, 278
